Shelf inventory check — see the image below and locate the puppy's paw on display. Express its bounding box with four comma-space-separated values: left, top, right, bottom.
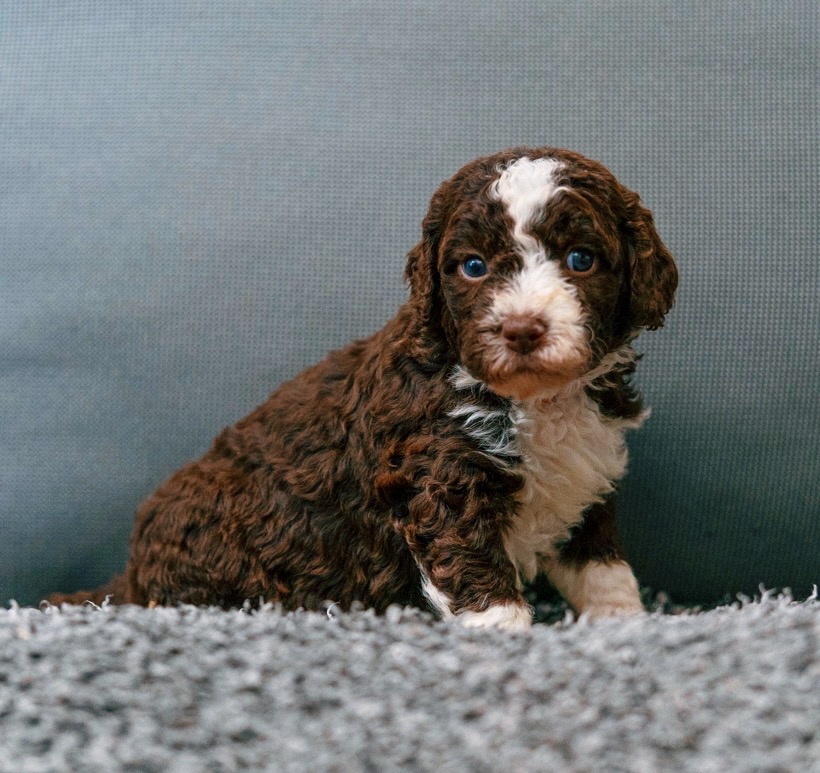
547, 558, 645, 620
580, 598, 645, 619
457, 602, 533, 631
574, 561, 645, 619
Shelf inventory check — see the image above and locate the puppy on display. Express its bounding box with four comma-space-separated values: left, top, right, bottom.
49, 147, 677, 630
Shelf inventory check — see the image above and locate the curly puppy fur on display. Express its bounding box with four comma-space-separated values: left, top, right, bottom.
50, 147, 677, 630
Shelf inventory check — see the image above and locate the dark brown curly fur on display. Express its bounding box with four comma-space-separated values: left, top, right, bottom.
49, 147, 677, 624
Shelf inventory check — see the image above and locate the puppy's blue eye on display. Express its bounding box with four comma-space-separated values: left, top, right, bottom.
566, 250, 596, 274
462, 256, 488, 278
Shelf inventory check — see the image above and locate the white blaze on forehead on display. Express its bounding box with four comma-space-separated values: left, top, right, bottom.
482, 155, 588, 380
490, 156, 567, 260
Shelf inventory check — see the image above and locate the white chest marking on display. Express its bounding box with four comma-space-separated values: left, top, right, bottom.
504, 390, 632, 583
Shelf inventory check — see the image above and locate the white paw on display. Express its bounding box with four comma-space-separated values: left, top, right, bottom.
457, 602, 533, 631
547, 559, 644, 619
574, 561, 644, 618
580, 598, 645, 619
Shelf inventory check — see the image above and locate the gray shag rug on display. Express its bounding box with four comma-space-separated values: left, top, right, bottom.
1, 592, 818, 772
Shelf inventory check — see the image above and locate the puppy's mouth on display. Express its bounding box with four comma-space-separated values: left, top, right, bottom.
485, 356, 589, 400
468, 320, 591, 401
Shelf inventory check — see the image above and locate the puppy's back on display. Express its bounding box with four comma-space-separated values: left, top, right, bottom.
125, 320, 425, 610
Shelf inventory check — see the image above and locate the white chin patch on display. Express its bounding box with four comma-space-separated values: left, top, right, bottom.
457, 603, 533, 631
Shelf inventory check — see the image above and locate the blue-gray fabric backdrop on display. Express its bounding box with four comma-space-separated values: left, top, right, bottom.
1, 1, 817, 606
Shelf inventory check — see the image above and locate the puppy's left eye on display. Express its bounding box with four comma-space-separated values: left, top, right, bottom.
566, 249, 597, 274
461, 255, 488, 279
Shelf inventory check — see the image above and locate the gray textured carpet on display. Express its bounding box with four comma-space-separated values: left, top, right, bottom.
1, 593, 818, 772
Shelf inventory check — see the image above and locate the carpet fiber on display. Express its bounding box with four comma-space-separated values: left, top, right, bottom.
1, 593, 817, 772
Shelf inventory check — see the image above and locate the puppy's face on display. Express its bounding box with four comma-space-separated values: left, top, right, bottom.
407, 148, 678, 400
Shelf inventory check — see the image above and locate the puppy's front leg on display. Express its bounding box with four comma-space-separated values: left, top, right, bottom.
415, 544, 532, 631
403, 487, 532, 631
543, 497, 644, 618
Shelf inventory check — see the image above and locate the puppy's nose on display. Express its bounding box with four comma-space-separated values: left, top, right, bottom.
501, 316, 548, 354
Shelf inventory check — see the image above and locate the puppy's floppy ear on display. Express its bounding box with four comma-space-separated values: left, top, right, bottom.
624, 191, 678, 331
404, 181, 451, 318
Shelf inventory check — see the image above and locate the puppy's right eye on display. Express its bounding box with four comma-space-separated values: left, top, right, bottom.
461, 255, 488, 279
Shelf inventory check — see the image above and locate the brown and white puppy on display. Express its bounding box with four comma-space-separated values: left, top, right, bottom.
49, 147, 677, 630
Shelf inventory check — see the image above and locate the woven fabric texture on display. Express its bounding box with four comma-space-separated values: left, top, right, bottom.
1, 1, 817, 605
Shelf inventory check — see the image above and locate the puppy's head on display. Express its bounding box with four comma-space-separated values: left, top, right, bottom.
405, 147, 678, 400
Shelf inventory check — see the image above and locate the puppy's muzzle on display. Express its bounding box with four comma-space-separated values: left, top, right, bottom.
501, 315, 548, 355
